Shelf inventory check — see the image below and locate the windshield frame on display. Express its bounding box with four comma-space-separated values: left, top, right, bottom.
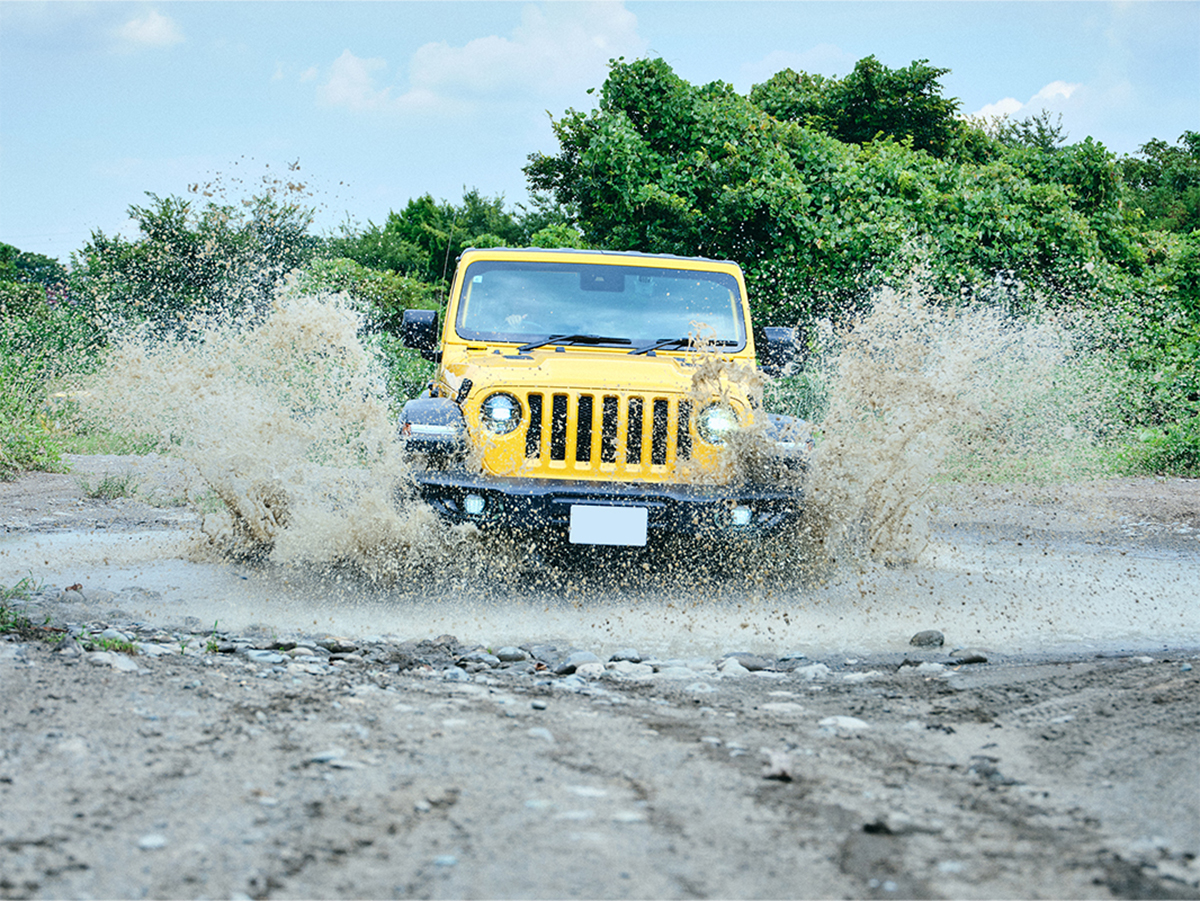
452, 258, 749, 353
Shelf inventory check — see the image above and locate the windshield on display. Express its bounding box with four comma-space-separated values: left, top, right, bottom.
455, 260, 747, 350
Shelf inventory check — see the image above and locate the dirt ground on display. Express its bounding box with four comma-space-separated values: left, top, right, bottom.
1, 457, 1198, 899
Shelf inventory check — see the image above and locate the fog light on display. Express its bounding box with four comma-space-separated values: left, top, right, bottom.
731, 506, 752, 527
464, 494, 486, 515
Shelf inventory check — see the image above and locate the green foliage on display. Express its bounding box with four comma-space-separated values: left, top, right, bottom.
992, 110, 1069, 153
79, 471, 141, 500
1, 300, 104, 479
296, 257, 439, 330
750, 56, 963, 157
1120, 131, 1200, 234
329, 188, 577, 290
531, 223, 586, 248
526, 57, 1136, 326
70, 190, 322, 333
330, 189, 522, 288
0, 578, 54, 642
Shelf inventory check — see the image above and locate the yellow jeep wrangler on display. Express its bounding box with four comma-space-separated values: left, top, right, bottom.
400, 247, 808, 548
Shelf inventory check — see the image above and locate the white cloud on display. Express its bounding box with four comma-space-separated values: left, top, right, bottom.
313, 2, 646, 115
112, 9, 183, 49
1032, 80, 1081, 103
970, 80, 1084, 121
317, 50, 394, 112
973, 97, 1024, 120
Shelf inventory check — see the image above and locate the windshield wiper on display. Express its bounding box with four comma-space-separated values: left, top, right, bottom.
630, 338, 739, 355
516, 334, 632, 353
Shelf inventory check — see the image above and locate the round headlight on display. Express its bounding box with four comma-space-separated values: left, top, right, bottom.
696, 403, 739, 445
480, 392, 522, 435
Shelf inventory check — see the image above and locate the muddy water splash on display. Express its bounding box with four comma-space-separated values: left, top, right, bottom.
82, 282, 1120, 582
794, 288, 1118, 568
38, 280, 1191, 655
83, 290, 454, 581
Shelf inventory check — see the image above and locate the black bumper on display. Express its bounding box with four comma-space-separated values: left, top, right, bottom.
410, 471, 804, 538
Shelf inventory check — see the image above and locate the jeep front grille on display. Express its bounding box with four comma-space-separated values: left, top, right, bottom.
522, 391, 692, 475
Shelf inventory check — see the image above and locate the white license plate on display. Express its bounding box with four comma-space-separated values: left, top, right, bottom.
569, 505, 648, 546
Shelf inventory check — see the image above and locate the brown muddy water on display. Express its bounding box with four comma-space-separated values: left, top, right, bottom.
4, 289, 1197, 659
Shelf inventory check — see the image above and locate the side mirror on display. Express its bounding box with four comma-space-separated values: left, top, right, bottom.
402, 309, 440, 361
756, 326, 800, 376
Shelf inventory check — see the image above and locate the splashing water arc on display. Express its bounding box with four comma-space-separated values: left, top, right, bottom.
88, 291, 451, 581
59, 279, 1194, 658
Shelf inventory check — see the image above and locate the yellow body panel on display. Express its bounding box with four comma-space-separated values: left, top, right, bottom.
436, 248, 761, 485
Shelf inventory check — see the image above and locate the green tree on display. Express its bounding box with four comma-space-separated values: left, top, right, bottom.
526, 57, 1134, 325
71, 191, 321, 332
1120, 131, 1200, 234
750, 56, 963, 157
330, 189, 530, 290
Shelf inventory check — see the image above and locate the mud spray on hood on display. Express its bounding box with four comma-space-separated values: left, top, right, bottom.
76, 279, 1136, 654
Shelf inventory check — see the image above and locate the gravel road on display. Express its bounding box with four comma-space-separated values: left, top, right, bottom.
1, 457, 1198, 899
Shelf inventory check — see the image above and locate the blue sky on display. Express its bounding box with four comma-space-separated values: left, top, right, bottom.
2, 1, 1197, 263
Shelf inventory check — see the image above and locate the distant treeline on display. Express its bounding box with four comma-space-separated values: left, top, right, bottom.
2, 56, 1197, 476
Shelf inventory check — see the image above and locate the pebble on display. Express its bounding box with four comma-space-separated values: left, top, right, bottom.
609, 648, 641, 663
717, 657, 750, 675
495, 646, 529, 662
527, 727, 555, 743
793, 663, 831, 681
554, 651, 601, 675
948, 648, 988, 665
87, 651, 140, 673
241, 648, 287, 665
721, 653, 773, 671
909, 629, 945, 648
461, 650, 501, 668
137, 834, 167, 851
574, 662, 605, 679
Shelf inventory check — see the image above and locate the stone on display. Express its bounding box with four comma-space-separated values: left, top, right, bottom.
240, 648, 286, 665
461, 650, 501, 667
949, 648, 988, 665
910, 630, 945, 648
495, 646, 529, 662
609, 648, 641, 663
717, 657, 750, 675
605, 661, 654, 677
793, 662, 831, 681
527, 727, 555, 743
574, 662, 605, 679
138, 834, 167, 850
722, 653, 773, 671
762, 750, 794, 781
554, 650, 600, 675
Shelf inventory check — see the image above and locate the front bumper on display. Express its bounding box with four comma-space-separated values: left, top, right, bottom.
410, 471, 804, 539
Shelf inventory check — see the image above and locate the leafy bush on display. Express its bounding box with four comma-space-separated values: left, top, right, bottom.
525, 57, 1140, 328
295, 257, 439, 330
1, 302, 105, 479
70, 191, 322, 334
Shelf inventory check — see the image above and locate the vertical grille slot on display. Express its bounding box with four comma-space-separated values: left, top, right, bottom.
550, 394, 569, 461
677, 400, 692, 459
525, 393, 543, 458
626, 396, 644, 464
601, 396, 619, 463
651, 399, 670, 465
575, 395, 594, 463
